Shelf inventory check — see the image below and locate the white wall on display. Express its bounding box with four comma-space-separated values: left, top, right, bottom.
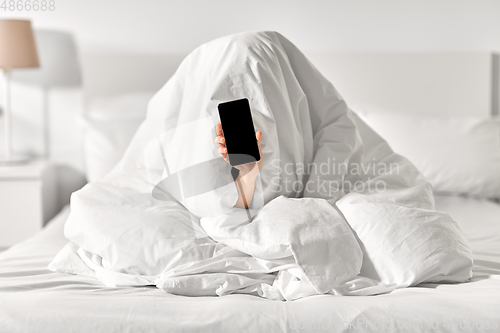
2, 0, 500, 54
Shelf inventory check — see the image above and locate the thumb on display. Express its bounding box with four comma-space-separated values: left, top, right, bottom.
256, 131, 263, 163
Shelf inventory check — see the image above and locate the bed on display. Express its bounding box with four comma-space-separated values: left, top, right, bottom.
1, 49, 499, 332
1, 195, 499, 332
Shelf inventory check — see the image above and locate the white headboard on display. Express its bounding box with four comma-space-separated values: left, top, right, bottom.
81, 51, 499, 117
81, 54, 185, 102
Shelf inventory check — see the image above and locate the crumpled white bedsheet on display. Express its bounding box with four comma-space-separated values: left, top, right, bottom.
49, 31, 473, 301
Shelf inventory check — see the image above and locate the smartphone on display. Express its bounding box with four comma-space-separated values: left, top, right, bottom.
217, 98, 261, 167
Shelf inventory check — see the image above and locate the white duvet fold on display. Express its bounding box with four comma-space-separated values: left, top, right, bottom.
49, 31, 473, 301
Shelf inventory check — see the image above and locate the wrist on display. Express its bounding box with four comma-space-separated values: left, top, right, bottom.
234, 167, 258, 210
237, 165, 259, 181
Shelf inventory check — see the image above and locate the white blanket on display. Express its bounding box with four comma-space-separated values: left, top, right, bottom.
50, 31, 473, 301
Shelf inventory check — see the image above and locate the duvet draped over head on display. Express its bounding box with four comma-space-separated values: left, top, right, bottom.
50, 31, 473, 301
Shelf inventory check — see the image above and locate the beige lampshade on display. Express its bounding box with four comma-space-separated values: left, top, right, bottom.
0, 19, 39, 70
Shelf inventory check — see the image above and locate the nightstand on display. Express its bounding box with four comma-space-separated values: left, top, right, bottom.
0, 160, 58, 248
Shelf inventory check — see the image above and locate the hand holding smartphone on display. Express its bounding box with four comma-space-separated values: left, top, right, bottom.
216, 98, 262, 173
216, 98, 262, 210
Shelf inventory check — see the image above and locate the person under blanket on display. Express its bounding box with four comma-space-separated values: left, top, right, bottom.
51, 30, 473, 301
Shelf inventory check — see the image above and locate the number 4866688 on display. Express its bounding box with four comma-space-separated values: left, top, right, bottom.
1, 0, 55, 11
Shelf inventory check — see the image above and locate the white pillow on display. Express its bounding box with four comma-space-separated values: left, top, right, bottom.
83, 92, 154, 182
336, 192, 474, 288
355, 110, 500, 198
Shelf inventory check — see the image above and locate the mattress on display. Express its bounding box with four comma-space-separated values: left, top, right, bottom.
0, 195, 499, 332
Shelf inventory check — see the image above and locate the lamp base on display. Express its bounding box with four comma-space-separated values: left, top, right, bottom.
0, 154, 31, 166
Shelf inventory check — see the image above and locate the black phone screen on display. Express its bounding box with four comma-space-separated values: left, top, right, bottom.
218, 98, 261, 167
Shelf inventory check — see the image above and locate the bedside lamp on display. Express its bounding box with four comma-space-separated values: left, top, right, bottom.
0, 19, 40, 164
